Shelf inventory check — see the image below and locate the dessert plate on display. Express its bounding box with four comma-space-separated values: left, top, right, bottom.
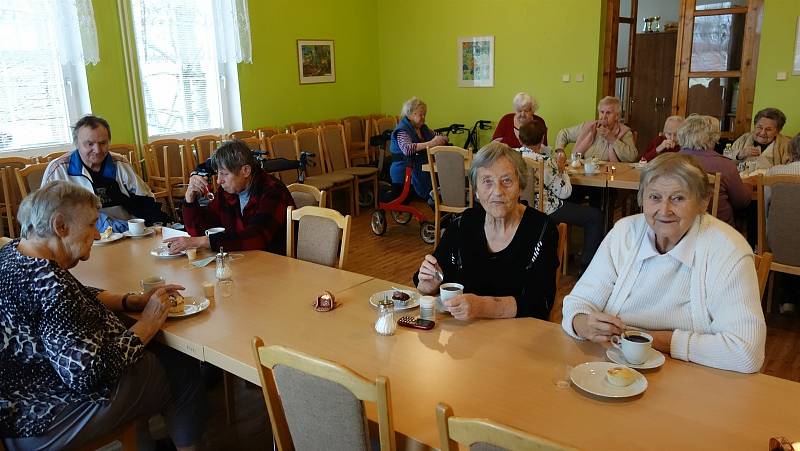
569, 362, 647, 398
168, 296, 210, 318
606, 348, 665, 370
369, 289, 419, 311
123, 228, 154, 238
93, 233, 124, 245
150, 247, 186, 258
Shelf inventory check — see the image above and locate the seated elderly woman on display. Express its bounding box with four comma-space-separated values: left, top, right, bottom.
678, 115, 750, 226
415, 141, 559, 321
555, 96, 638, 162
731, 107, 790, 169
561, 153, 766, 373
491, 92, 548, 148
390, 97, 448, 201
0, 182, 206, 450
640, 115, 685, 162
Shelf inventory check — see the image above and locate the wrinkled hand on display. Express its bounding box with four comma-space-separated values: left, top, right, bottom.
443, 293, 485, 321
128, 283, 185, 311
162, 236, 208, 254
596, 122, 610, 138
555, 150, 567, 172
431, 135, 448, 147
416, 254, 442, 295
656, 139, 675, 153
572, 312, 625, 343
140, 286, 182, 327
747, 145, 761, 157
185, 174, 211, 203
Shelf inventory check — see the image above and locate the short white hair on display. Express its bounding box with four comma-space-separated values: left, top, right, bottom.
512, 92, 538, 113
400, 97, 426, 118
597, 96, 621, 113
17, 181, 101, 238
677, 115, 720, 150
664, 115, 685, 131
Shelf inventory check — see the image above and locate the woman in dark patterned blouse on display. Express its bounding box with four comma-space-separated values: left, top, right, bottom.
1, 181, 206, 450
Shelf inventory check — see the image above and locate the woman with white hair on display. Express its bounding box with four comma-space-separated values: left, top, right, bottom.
555, 96, 637, 162
640, 115, 685, 162
0, 181, 206, 450
562, 153, 765, 374
491, 92, 548, 148
390, 97, 448, 201
678, 115, 750, 226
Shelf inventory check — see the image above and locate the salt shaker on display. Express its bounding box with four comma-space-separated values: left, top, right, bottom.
375, 299, 396, 336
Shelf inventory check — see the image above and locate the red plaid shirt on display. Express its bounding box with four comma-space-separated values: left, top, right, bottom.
183, 171, 295, 254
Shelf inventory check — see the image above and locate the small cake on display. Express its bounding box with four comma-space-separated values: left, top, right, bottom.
100, 226, 113, 240
391, 291, 411, 306
168, 294, 185, 314
606, 366, 637, 387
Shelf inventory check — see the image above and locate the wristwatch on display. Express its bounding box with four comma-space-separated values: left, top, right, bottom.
121, 292, 136, 311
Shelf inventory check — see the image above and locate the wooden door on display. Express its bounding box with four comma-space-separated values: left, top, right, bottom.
601, 0, 638, 124
629, 31, 678, 151
672, 0, 762, 139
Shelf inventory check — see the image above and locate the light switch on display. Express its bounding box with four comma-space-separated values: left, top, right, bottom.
777, 71, 788, 81
575, 73, 584, 82
562, 73, 570, 82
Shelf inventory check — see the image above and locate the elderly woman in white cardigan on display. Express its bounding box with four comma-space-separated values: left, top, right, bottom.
561, 153, 766, 373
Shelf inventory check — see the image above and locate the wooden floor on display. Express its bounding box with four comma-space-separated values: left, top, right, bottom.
193, 204, 800, 450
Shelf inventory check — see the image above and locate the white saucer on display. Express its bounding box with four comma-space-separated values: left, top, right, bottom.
369, 289, 419, 311
124, 228, 154, 238
93, 233, 124, 245
150, 248, 186, 258
570, 362, 647, 398
168, 297, 210, 318
606, 348, 665, 370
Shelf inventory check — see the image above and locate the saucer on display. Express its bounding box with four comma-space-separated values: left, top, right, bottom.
150, 248, 186, 258
124, 228, 154, 238
93, 233, 124, 245
168, 296, 210, 318
570, 362, 647, 398
606, 348, 665, 370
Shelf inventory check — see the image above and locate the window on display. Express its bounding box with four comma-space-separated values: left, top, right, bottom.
0, 0, 91, 154
130, 0, 242, 139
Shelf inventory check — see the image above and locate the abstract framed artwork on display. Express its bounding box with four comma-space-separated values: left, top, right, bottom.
297, 40, 335, 84
458, 36, 494, 87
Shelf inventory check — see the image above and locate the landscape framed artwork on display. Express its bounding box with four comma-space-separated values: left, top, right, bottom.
458, 36, 494, 87
297, 40, 335, 84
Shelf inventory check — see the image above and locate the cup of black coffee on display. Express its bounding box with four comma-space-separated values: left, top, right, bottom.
611, 331, 653, 365
439, 282, 464, 311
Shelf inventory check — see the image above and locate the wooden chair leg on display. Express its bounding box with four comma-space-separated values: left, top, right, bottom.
766, 271, 775, 314
348, 182, 355, 216
354, 180, 361, 217
223, 371, 236, 425
561, 225, 569, 276
433, 209, 441, 249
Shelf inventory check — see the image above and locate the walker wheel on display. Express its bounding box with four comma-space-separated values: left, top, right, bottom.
371, 210, 387, 236
391, 211, 413, 225
420, 221, 436, 244
358, 188, 375, 208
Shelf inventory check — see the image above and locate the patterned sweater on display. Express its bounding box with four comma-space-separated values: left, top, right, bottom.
0, 240, 144, 437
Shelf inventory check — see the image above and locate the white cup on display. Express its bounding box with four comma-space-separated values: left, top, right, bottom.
584, 161, 599, 174
140, 275, 166, 293
128, 218, 146, 236
611, 331, 653, 365
439, 282, 464, 312
205, 227, 225, 237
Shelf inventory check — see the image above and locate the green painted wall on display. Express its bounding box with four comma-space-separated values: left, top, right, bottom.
752, 0, 800, 136
375, 0, 604, 147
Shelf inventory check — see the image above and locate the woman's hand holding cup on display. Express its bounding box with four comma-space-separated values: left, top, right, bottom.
572, 311, 626, 343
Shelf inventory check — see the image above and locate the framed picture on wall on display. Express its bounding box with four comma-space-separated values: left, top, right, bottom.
297, 40, 335, 84
794, 17, 800, 75
458, 36, 494, 87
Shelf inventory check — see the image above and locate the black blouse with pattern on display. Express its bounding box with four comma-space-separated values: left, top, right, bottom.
0, 240, 144, 437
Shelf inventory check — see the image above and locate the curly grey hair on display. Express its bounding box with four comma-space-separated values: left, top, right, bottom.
17, 181, 101, 238
512, 92, 539, 113
677, 115, 720, 151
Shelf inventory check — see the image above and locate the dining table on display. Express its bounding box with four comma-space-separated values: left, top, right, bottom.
71, 233, 800, 450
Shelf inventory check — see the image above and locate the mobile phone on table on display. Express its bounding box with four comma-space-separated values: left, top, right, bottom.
397, 316, 435, 330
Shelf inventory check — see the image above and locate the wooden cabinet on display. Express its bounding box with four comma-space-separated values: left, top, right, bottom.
629, 31, 678, 152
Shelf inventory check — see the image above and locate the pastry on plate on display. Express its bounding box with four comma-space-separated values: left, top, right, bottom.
391, 290, 411, 306
606, 366, 637, 387
100, 226, 113, 240
168, 294, 185, 314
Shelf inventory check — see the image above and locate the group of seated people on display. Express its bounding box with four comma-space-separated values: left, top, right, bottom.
2, 97, 796, 448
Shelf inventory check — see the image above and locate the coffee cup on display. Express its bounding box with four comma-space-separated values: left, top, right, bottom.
128, 218, 146, 236
611, 331, 653, 365
205, 227, 225, 237
584, 161, 599, 174
439, 283, 464, 311
140, 275, 166, 293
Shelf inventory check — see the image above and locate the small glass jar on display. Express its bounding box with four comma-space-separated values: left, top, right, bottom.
375, 299, 396, 336
419, 296, 436, 321
215, 247, 232, 281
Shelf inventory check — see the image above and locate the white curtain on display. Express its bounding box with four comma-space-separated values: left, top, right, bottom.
50, 0, 100, 66
214, 0, 252, 64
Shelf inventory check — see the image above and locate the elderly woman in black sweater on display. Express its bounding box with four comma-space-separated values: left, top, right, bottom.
416, 141, 559, 320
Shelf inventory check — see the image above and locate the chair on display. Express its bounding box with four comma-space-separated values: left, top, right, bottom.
319, 124, 378, 216
754, 252, 773, 302
427, 146, 473, 248
288, 122, 313, 133
38, 150, 69, 163
14, 162, 50, 197
238, 136, 268, 154
556, 223, 568, 287
144, 139, 193, 217
267, 133, 303, 185
255, 127, 280, 140
190, 135, 222, 166
521, 158, 546, 213
436, 402, 576, 451
287, 183, 326, 208
0, 157, 32, 238
295, 128, 355, 211
228, 130, 257, 140
108, 144, 143, 179
286, 205, 351, 269
756, 174, 800, 312
0, 236, 11, 247
707, 172, 721, 218
372, 116, 398, 172
251, 340, 396, 451
342, 116, 369, 164
316, 119, 341, 127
